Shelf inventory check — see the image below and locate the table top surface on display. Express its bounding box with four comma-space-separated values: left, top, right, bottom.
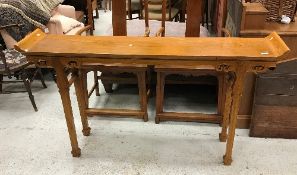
16, 29, 289, 62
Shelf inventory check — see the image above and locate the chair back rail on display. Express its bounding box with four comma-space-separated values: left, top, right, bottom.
112, 0, 202, 37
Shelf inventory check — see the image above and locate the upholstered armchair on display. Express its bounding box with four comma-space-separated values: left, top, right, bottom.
0, 24, 47, 111
47, 4, 92, 35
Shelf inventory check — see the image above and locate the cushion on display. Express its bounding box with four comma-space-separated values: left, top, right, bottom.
51, 14, 83, 34
0, 49, 27, 71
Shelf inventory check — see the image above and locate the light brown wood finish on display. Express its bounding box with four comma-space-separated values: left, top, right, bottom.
154, 0, 224, 125
86, 108, 145, 118
157, 112, 221, 123
53, 60, 81, 157
73, 70, 91, 136
16, 29, 289, 165
223, 62, 248, 165
219, 72, 234, 142
86, 65, 149, 121
17, 30, 286, 61
154, 66, 221, 124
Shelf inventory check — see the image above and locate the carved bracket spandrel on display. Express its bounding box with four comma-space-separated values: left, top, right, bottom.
249, 63, 276, 74
216, 63, 236, 72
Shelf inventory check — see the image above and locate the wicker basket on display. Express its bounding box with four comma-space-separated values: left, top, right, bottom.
252, 0, 297, 21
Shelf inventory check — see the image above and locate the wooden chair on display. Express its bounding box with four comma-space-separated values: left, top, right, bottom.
127, 0, 143, 19
98, 0, 157, 94
145, 0, 181, 21
153, 0, 225, 124
105, 0, 209, 37
134, 0, 209, 37
86, 64, 149, 121
0, 24, 47, 112
86, 0, 149, 121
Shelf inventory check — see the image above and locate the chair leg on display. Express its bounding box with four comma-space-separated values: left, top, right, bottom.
104, 0, 107, 12
94, 71, 100, 96
102, 82, 113, 93
146, 68, 153, 99
95, 7, 99, 18
155, 72, 166, 124
137, 71, 148, 122
205, 0, 209, 29
22, 70, 38, 112
37, 68, 47, 88
109, 0, 112, 10
101, 72, 113, 93
50, 69, 57, 82
139, 10, 143, 19
0, 74, 3, 93
92, 16, 95, 30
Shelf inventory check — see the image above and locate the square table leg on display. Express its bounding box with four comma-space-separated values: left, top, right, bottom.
54, 62, 81, 157
137, 71, 148, 122
155, 72, 166, 124
223, 65, 247, 165
219, 72, 235, 142
74, 69, 91, 136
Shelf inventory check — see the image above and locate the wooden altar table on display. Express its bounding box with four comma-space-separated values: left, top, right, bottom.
16, 29, 289, 165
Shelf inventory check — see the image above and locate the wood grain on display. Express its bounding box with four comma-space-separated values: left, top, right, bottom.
16, 30, 289, 61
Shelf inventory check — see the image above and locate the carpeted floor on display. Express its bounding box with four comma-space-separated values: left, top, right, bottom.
0, 10, 297, 175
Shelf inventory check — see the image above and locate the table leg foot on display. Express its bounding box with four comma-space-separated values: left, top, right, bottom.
143, 114, 148, 122
155, 117, 160, 124
71, 148, 81, 157
223, 155, 232, 165
82, 127, 91, 136
219, 133, 227, 142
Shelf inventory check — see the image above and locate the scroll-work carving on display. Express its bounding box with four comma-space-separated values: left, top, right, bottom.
253, 65, 265, 72
217, 64, 231, 72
